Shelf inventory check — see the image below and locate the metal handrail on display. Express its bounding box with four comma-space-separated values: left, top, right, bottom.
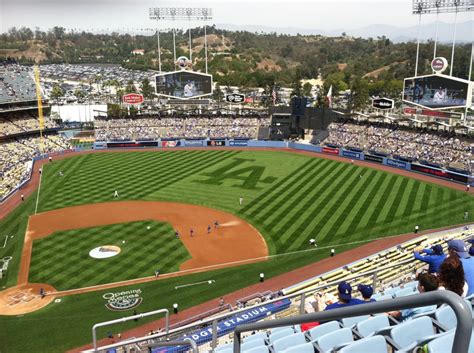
91, 308, 169, 351
233, 291, 472, 353
146, 338, 199, 353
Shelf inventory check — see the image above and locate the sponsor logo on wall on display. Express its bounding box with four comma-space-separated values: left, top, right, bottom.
342, 150, 361, 160
207, 140, 225, 147
386, 158, 408, 169
364, 154, 384, 164
229, 140, 248, 147
322, 147, 339, 155
103, 289, 143, 311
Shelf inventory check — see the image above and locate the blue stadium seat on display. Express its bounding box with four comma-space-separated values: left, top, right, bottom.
270, 326, 294, 335
425, 330, 456, 353
268, 328, 295, 344
305, 321, 340, 341
241, 337, 266, 351
313, 327, 354, 353
383, 287, 400, 296
356, 314, 391, 337
394, 287, 417, 298
389, 316, 436, 351
403, 281, 419, 290
341, 315, 370, 328
376, 294, 395, 301
243, 332, 267, 343
242, 345, 270, 353
281, 342, 315, 353
272, 332, 306, 352
434, 306, 457, 331
215, 343, 233, 352
338, 335, 388, 353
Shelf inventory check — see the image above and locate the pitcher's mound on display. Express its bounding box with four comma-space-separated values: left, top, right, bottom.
0, 283, 56, 315
89, 245, 121, 259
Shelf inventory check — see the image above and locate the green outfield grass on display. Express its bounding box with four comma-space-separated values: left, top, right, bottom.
29, 221, 190, 290
0, 149, 473, 353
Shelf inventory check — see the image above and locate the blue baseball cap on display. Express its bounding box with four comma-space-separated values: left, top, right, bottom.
431, 244, 443, 255
447, 240, 469, 259
357, 284, 373, 299
338, 281, 352, 301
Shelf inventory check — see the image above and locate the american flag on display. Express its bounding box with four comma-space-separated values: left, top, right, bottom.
326, 85, 333, 108
272, 86, 277, 105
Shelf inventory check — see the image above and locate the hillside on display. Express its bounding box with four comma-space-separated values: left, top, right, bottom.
0, 26, 471, 93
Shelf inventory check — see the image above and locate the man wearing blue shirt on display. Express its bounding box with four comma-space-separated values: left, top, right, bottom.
324, 281, 365, 310
414, 244, 446, 274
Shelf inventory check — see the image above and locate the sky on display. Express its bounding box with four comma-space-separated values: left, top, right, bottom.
0, 0, 472, 34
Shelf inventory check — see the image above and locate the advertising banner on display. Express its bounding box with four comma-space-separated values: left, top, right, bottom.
372, 98, 394, 110
152, 299, 291, 353
341, 150, 362, 160
161, 140, 181, 148
207, 140, 226, 147
386, 158, 408, 169
364, 154, 384, 164
225, 94, 245, 103
411, 164, 469, 183
322, 146, 339, 155
184, 140, 204, 147
229, 140, 249, 147
122, 93, 144, 105
107, 141, 158, 148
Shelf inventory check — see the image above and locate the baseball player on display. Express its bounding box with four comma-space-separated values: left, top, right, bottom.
175, 230, 180, 239
114, 190, 119, 198
239, 197, 243, 205
190, 228, 194, 237
214, 220, 219, 229
207, 225, 212, 234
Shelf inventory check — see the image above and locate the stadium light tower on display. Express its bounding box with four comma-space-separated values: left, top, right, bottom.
412, 0, 473, 76
149, 7, 213, 73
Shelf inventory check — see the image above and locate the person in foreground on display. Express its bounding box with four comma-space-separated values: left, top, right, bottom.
388, 273, 439, 321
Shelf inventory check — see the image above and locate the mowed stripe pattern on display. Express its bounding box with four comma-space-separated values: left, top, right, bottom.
37, 150, 473, 259
28, 221, 190, 290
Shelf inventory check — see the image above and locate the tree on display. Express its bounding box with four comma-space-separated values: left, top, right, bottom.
212, 83, 224, 105
140, 78, 154, 99
349, 76, 369, 111
50, 84, 64, 101
125, 80, 137, 94
302, 82, 313, 97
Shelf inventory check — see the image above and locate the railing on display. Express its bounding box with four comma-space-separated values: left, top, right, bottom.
90, 308, 169, 351
233, 291, 472, 353
87, 256, 422, 353
146, 338, 199, 353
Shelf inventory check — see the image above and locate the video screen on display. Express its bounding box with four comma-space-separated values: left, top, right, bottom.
155, 71, 212, 99
403, 75, 469, 109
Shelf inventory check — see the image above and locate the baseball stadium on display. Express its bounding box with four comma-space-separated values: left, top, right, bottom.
1, 1, 474, 353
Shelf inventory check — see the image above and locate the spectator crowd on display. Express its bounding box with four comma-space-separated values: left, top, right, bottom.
94, 115, 271, 141
326, 119, 472, 170
0, 135, 71, 199
1, 111, 59, 136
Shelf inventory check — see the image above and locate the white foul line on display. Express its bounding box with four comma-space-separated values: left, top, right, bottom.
34, 166, 43, 215
0, 235, 8, 249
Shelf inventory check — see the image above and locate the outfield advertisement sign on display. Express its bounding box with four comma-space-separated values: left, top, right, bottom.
103, 289, 143, 311
107, 141, 158, 148
411, 164, 469, 183
207, 140, 226, 147
161, 140, 181, 148
184, 140, 204, 147
152, 299, 291, 353
341, 150, 362, 160
322, 147, 339, 155
364, 154, 384, 164
386, 159, 408, 169
229, 140, 249, 147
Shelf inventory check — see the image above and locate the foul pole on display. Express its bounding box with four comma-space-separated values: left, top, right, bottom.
33, 66, 44, 155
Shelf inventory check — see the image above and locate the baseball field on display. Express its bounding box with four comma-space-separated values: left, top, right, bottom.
0, 149, 472, 352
